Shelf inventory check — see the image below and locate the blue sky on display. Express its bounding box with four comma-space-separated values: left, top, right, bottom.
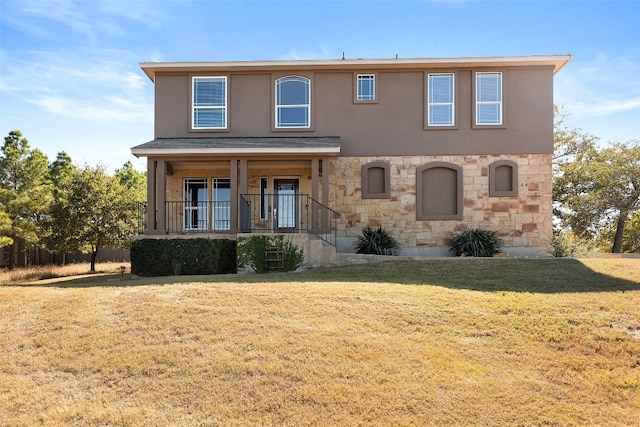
1, 0, 639, 172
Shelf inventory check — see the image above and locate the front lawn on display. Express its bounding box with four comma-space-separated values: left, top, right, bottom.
1, 258, 638, 425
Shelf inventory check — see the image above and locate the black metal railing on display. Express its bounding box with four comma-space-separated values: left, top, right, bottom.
165, 201, 232, 233
240, 194, 339, 246
136, 197, 339, 246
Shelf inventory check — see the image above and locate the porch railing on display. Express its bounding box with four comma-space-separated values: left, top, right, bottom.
138, 196, 340, 246
239, 194, 339, 246
165, 201, 232, 233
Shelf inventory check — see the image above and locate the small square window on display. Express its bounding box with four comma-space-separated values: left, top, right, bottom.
356, 74, 376, 102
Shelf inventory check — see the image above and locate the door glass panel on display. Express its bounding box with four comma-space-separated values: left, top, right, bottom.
277, 182, 296, 229
184, 178, 208, 230
213, 178, 230, 230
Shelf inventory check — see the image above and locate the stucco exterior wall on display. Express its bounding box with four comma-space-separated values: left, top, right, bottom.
153, 67, 555, 156
329, 154, 552, 251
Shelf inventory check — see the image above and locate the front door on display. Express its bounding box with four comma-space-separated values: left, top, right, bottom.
274, 179, 299, 232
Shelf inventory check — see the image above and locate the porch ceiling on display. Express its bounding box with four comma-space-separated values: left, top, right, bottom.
131, 136, 341, 157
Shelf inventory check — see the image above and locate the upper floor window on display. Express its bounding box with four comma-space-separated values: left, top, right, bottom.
275, 76, 310, 128
192, 76, 227, 129
427, 73, 455, 126
356, 74, 376, 101
475, 72, 502, 125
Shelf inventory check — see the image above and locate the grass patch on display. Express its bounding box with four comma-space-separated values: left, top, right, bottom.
0, 262, 129, 285
0, 258, 639, 425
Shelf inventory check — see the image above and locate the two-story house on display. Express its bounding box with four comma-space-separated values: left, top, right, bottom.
131, 55, 572, 263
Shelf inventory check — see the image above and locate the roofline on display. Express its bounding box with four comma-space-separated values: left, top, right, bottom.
140, 55, 573, 81
131, 146, 341, 157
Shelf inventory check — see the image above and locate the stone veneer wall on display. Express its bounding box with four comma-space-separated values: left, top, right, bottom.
329, 154, 553, 249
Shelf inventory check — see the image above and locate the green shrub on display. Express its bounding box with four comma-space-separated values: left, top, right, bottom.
450, 227, 503, 257
354, 226, 400, 256
551, 230, 599, 257
237, 235, 304, 273
551, 231, 572, 257
130, 238, 236, 276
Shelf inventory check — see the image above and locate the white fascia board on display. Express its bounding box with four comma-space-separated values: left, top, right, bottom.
131, 146, 341, 157
140, 55, 573, 81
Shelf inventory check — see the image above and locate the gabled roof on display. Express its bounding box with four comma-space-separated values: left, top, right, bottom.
140, 55, 572, 81
131, 136, 341, 157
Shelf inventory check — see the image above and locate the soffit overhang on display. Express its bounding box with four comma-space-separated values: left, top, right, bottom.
140, 55, 573, 81
131, 136, 341, 158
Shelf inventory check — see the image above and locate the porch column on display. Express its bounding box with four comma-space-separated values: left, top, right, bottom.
239, 159, 248, 195
146, 158, 156, 234
311, 158, 320, 232
156, 160, 167, 234
239, 159, 248, 233
230, 159, 238, 232
311, 159, 320, 200
321, 159, 330, 207
321, 159, 330, 230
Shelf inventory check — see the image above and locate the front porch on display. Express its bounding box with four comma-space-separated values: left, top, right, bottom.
132, 136, 343, 253
139, 193, 339, 246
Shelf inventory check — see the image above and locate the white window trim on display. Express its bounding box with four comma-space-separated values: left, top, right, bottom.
356, 74, 376, 101
275, 76, 311, 128
192, 76, 228, 130
475, 72, 503, 126
427, 73, 455, 127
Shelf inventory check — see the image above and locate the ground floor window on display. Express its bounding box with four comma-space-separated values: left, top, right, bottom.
183, 177, 230, 231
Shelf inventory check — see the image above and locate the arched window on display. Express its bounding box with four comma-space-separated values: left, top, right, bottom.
489, 160, 518, 197
275, 76, 310, 128
416, 162, 463, 220
362, 161, 390, 199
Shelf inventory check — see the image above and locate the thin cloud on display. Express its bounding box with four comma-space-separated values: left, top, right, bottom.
29, 95, 152, 123
97, 0, 164, 28
2, 0, 163, 40
1, 49, 152, 128
555, 53, 640, 118
19, 0, 96, 39
571, 98, 640, 116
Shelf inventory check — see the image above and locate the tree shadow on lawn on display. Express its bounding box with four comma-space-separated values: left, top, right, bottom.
296, 258, 640, 293
5, 258, 639, 294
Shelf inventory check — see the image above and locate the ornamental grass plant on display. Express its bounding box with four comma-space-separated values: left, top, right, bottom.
450, 227, 503, 257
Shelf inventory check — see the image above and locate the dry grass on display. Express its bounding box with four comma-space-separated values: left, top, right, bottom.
0, 262, 129, 285
0, 258, 639, 426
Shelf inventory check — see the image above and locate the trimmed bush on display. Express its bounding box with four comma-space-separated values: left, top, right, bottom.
237, 235, 304, 273
354, 226, 400, 256
130, 238, 236, 277
449, 227, 503, 257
